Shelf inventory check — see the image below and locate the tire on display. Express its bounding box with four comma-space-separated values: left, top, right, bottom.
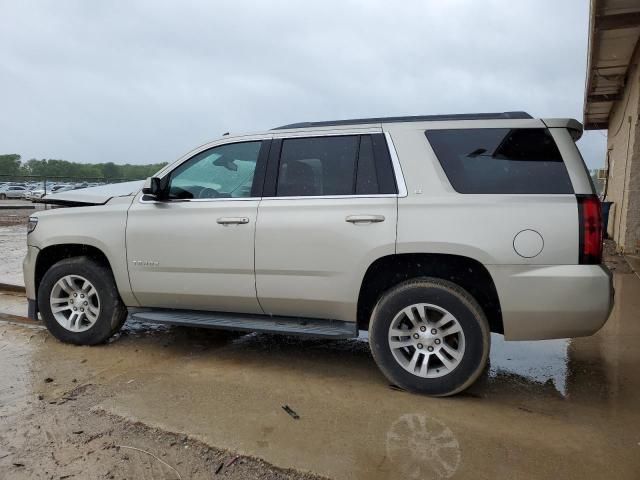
0, 194, 6, 200
38, 256, 127, 345
369, 277, 490, 396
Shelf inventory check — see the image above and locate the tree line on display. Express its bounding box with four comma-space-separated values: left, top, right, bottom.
0, 154, 167, 180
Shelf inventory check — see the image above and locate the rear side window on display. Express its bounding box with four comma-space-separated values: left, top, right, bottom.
277, 136, 358, 196
275, 135, 397, 196
425, 128, 574, 194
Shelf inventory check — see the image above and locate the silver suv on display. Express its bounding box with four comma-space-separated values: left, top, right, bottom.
23, 112, 613, 396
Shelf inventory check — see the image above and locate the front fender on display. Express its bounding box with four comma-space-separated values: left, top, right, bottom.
28, 197, 138, 306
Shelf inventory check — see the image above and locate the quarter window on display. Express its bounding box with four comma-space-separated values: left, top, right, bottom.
425, 128, 574, 194
168, 141, 262, 199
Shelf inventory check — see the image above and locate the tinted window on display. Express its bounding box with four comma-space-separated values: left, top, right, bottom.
277, 136, 359, 196
168, 141, 261, 199
425, 128, 574, 194
356, 135, 379, 194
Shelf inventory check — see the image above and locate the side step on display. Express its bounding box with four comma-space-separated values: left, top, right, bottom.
128, 309, 358, 339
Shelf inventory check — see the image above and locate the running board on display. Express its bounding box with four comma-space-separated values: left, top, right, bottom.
128, 309, 358, 339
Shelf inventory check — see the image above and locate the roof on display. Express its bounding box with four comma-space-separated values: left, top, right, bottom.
273, 111, 532, 130
583, 0, 640, 129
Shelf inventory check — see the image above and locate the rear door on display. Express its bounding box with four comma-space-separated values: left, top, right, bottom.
254, 131, 402, 323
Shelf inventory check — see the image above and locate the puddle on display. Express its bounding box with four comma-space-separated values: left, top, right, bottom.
117, 320, 572, 395
489, 334, 569, 395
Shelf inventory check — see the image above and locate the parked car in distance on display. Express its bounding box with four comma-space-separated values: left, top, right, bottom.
0, 185, 28, 199
23, 111, 614, 396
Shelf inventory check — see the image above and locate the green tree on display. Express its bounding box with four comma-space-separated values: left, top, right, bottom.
5, 153, 167, 180
0, 154, 21, 175
101, 162, 121, 179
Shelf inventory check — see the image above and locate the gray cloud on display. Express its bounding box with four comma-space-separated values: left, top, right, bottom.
0, 0, 606, 168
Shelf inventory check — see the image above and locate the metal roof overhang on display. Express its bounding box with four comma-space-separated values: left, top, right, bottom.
583, 0, 640, 130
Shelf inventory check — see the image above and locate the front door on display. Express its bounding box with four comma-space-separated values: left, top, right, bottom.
126, 138, 270, 313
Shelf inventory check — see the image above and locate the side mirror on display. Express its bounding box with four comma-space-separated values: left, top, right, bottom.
142, 177, 164, 199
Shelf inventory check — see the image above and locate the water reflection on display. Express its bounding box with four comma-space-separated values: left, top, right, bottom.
386, 413, 461, 479
489, 334, 569, 396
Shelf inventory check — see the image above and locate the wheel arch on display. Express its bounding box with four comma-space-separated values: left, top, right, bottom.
35, 244, 115, 298
357, 253, 503, 334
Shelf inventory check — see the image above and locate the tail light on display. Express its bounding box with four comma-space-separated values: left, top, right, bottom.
577, 194, 603, 264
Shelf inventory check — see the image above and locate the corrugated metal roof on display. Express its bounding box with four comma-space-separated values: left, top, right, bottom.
583, 0, 640, 129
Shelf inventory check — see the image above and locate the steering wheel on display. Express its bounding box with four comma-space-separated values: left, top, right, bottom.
197, 187, 220, 199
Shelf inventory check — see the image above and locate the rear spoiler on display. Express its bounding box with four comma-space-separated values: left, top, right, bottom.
542, 118, 583, 141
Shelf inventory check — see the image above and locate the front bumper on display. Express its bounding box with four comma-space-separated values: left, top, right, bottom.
22, 245, 39, 320
488, 264, 614, 341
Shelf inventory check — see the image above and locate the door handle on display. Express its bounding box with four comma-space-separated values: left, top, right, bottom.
345, 215, 385, 224
217, 217, 250, 225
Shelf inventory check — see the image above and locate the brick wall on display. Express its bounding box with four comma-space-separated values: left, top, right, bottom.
605, 47, 640, 254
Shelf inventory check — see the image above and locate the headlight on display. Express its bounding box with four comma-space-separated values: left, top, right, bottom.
27, 217, 38, 235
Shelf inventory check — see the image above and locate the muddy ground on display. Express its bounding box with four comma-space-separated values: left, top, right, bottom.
2, 268, 640, 479
1, 322, 324, 480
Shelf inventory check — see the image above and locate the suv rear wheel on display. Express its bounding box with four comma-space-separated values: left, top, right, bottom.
369, 278, 490, 396
38, 257, 127, 345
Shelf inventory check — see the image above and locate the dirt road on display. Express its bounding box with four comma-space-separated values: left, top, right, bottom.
1, 269, 640, 479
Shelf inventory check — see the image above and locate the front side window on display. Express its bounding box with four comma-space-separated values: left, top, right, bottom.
425, 128, 574, 194
168, 141, 261, 199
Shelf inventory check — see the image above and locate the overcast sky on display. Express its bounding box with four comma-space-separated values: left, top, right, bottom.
0, 0, 607, 169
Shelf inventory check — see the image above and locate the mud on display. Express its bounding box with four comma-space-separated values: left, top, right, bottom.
0, 323, 325, 480
1, 271, 640, 479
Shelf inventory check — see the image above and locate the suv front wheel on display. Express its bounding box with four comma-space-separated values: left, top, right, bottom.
369, 278, 490, 396
38, 257, 127, 345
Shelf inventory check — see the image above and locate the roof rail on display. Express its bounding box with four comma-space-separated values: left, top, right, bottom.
273, 111, 532, 130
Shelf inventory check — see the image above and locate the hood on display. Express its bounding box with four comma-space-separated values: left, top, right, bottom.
39, 180, 144, 206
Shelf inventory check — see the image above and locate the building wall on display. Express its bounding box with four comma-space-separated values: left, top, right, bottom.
605, 47, 640, 254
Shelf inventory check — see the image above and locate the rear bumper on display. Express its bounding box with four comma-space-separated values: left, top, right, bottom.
488, 264, 614, 340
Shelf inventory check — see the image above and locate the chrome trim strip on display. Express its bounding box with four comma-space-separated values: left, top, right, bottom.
384, 131, 408, 197
140, 194, 398, 204
257, 194, 398, 201
139, 196, 260, 204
